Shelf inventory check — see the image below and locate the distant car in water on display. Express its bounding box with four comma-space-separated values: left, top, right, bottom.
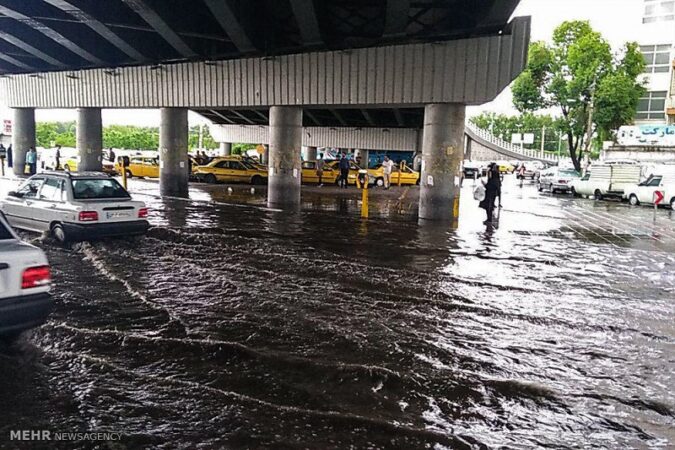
0, 172, 149, 243
463, 161, 486, 179
537, 167, 580, 194
0, 211, 53, 340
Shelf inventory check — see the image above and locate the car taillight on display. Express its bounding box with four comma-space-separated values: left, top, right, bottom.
78, 211, 98, 222
558, 180, 567, 184
22, 265, 51, 289
138, 207, 148, 218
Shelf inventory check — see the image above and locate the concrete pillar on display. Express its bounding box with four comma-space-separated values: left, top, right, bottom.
219, 142, 232, 156
76, 108, 103, 172
11, 108, 35, 176
268, 106, 302, 207
305, 146, 318, 161
159, 108, 189, 197
359, 149, 369, 168
419, 104, 465, 221
262, 144, 269, 165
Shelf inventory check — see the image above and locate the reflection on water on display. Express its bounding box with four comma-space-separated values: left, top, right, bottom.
0, 178, 674, 449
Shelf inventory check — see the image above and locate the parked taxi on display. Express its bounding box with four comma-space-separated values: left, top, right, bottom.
194, 157, 268, 184
301, 160, 338, 184
368, 164, 420, 186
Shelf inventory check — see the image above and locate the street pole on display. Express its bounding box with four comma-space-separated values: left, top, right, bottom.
541, 125, 546, 158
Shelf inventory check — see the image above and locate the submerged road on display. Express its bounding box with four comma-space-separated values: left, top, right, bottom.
1, 176, 674, 449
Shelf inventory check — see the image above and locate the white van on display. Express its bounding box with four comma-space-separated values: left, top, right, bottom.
570, 164, 642, 200
623, 168, 675, 209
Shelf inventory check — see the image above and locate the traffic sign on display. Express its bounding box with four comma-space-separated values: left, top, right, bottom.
653, 190, 664, 205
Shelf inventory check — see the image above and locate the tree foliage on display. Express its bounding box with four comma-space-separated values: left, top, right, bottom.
511, 21, 645, 170
36, 122, 220, 150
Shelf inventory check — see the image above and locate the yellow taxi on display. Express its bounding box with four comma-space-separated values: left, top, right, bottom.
194, 157, 268, 184
115, 156, 160, 178
325, 160, 362, 185
368, 164, 420, 186
62, 156, 117, 175
496, 160, 515, 174
301, 160, 338, 184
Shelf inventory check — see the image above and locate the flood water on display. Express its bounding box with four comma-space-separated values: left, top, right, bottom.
1, 178, 674, 449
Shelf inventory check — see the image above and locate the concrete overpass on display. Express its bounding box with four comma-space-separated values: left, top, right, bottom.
0, 0, 530, 220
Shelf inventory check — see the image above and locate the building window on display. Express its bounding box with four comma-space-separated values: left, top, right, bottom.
641, 44, 673, 73
643, 0, 675, 22
636, 91, 667, 119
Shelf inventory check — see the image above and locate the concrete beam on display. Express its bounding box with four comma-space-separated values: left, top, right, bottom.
121, 0, 197, 58
203, 0, 256, 54
290, 0, 322, 46
0, 5, 104, 65
43, 0, 147, 62
0, 31, 65, 68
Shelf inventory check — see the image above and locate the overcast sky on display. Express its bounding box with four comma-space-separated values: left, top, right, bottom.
0, 0, 642, 126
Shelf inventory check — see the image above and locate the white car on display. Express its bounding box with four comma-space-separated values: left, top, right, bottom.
538, 168, 581, 193
570, 164, 642, 200
1, 172, 149, 243
0, 211, 53, 340
623, 174, 675, 209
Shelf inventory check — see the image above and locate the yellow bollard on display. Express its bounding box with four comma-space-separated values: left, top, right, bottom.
361, 181, 369, 219
121, 165, 128, 190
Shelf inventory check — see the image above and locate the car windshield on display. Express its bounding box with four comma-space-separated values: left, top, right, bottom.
560, 170, 579, 177
71, 178, 130, 199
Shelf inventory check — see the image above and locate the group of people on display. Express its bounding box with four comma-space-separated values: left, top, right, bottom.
193, 151, 212, 166
327, 153, 397, 189
0, 144, 38, 175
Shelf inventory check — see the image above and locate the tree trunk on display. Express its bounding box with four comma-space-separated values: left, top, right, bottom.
567, 133, 582, 172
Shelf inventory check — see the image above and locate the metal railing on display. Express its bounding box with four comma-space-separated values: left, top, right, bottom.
466, 122, 561, 162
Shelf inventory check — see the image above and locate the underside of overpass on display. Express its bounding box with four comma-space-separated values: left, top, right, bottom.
0, 0, 520, 74
0, 0, 530, 220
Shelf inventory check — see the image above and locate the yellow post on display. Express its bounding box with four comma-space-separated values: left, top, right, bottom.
361, 180, 369, 219
121, 165, 128, 189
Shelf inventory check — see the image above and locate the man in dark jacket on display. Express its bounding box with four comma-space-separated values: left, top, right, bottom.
338, 153, 350, 188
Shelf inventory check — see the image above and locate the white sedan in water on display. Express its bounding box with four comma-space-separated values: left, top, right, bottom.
0, 171, 149, 243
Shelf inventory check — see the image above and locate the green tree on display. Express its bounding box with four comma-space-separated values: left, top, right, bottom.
188, 125, 217, 150
512, 21, 645, 171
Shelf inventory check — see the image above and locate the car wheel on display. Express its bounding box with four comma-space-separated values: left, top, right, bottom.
537, 183, 542, 192
629, 194, 639, 206
670, 197, 675, 210
63, 164, 70, 172
125, 169, 133, 179
251, 175, 263, 185
51, 223, 68, 244
594, 190, 603, 201
376, 177, 384, 187
205, 174, 217, 184
571, 187, 580, 198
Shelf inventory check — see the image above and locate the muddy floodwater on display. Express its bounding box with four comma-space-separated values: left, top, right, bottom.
1, 178, 674, 449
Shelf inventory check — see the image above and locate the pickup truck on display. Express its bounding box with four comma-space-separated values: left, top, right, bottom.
0, 211, 53, 340
570, 164, 642, 200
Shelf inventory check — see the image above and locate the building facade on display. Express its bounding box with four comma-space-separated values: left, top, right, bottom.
637, 0, 675, 125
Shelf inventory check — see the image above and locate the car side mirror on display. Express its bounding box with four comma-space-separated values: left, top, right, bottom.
7, 191, 21, 198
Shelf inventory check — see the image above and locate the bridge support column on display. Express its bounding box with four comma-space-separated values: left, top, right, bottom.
268, 106, 302, 208
159, 108, 189, 198
419, 104, 465, 221
358, 149, 369, 168
219, 142, 232, 156
305, 146, 317, 161
77, 108, 103, 172
262, 145, 269, 165
12, 108, 35, 176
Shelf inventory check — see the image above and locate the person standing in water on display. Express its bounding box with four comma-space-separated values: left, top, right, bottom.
479, 163, 501, 224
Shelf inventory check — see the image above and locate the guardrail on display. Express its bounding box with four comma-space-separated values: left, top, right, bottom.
465, 122, 561, 162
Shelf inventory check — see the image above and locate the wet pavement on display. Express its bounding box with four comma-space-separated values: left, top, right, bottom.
1, 175, 674, 449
